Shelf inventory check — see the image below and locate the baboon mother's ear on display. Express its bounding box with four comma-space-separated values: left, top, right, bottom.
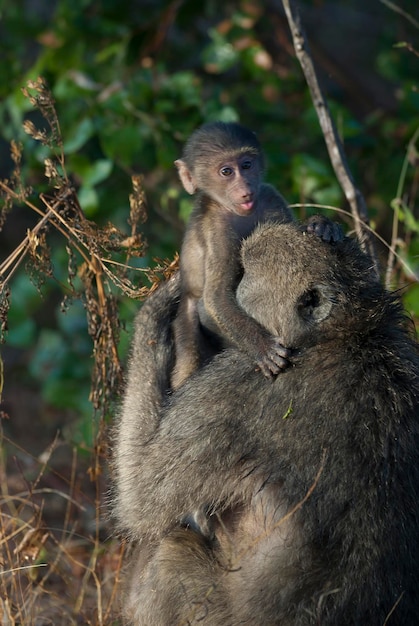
297, 284, 335, 324
175, 159, 196, 195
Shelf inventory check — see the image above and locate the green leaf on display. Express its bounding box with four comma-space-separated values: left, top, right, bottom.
403, 284, 419, 319
291, 153, 341, 206
402, 204, 419, 233
78, 185, 99, 215
84, 159, 113, 187
202, 29, 239, 73
6, 318, 36, 348
64, 117, 95, 154
179, 197, 194, 223
68, 154, 113, 187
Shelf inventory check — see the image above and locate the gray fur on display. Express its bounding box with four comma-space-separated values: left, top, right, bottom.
113, 222, 419, 625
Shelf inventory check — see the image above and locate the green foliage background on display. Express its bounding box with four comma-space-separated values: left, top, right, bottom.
0, 0, 418, 446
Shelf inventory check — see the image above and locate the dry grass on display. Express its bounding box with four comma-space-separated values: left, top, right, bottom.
0, 427, 123, 625
0, 78, 175, 625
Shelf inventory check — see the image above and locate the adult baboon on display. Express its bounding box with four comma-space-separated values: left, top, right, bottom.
114, 222, 419, 625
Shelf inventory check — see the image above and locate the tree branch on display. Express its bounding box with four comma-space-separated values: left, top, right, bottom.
281, 0, 379, 275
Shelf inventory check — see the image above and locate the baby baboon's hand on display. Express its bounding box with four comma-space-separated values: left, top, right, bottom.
303, 215, 343, 243
256, 337, 291, 378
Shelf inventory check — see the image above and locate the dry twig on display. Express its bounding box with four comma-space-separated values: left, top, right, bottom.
281, 0, 379, 276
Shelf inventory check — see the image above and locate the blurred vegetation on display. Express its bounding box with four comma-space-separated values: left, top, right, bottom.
0, 0, 418, 455
0, 1, 417, 622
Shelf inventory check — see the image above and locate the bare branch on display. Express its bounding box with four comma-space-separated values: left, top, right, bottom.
379, 0, 419, 30
281, 0, 379, 276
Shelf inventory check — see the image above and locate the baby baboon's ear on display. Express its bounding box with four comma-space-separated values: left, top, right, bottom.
175, 159, 196, 195
297, 284, 335, 324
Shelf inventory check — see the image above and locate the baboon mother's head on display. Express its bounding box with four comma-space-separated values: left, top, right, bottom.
237, 222, 380, 348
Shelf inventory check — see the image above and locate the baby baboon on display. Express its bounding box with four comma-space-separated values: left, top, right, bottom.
114, 222, 419, 625
172, 121, 341, 388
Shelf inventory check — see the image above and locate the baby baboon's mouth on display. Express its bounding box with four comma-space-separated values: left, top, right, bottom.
239, 201, 254, 213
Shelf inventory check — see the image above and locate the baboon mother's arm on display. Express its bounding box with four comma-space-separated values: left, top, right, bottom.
113, 276, 179, 535
114, 274, 283, 542
120, 352, 280, 541
113, 274, 246, 540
